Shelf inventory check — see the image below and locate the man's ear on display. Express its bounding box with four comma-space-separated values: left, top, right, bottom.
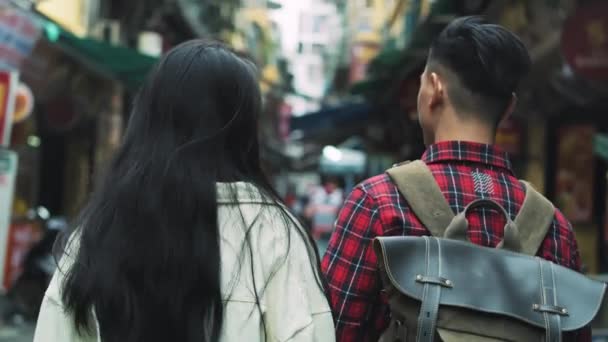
429, 72, 445, 109
500, 93, 517, 124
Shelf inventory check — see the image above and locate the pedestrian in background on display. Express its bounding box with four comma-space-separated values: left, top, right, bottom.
34, 40, 334, 342
305, 176, 344, 240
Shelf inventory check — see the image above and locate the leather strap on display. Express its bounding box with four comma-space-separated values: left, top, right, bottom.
515, 182, 556, 256
387, 161, 455, 237
538, 260, 563, 342
416, 237, 444, 342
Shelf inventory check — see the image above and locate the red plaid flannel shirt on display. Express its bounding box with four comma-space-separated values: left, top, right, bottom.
322, 141, 589, 341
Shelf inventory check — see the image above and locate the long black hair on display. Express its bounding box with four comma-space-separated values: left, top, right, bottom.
59, 40, 326, 342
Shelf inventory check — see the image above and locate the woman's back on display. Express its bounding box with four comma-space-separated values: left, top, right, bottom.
217, 183, 333, 341
35, 183, 334, 342
33, 40, 334, 342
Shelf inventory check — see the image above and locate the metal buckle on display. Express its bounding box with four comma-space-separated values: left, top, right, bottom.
533, 304, 569, 316
416, 274, 454, 288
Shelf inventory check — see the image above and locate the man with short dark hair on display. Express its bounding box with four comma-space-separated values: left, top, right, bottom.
322, 17, 589, 341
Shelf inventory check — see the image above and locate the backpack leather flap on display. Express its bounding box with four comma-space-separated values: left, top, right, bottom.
374, 236, 606, 332
436, 328, 509, 342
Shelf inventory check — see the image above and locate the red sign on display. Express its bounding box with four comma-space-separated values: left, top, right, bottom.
278, 102, 292, 141
0, 69, 18, 146
2, 220, 42, 290
561, 2, 608, 81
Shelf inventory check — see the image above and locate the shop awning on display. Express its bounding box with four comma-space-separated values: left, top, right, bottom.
290, 102, 372, 137
41, 16, 158, 89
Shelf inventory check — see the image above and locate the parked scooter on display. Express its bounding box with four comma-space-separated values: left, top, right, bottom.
3, 208, 67, 323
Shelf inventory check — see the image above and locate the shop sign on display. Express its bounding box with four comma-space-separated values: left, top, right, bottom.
0, 69, 18, 146
555, 125, 595, 224
12, 81, 32, 123
0, 148, 17, 291
561, 1, 608, 81
0, 3, 42, 70
349, 41, 380, 85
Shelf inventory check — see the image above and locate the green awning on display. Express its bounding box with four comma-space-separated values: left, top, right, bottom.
42, 18, 158, 90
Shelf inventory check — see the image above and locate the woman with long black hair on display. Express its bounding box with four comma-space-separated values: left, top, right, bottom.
33, 40, 334, 342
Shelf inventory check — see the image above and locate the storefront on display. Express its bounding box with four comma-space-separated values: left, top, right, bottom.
527, 1, 608, 274
0, 2, 157, 290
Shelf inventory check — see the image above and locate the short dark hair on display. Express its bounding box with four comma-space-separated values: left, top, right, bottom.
427, 16, 531, 125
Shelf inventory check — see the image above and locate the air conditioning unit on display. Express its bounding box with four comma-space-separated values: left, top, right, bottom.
91, 19, 121, 44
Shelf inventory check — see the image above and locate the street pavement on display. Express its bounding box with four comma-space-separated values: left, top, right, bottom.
0, 323, 34, 342
0, 295, 35, 342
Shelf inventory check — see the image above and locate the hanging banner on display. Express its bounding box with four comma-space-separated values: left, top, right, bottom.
0, 69, 18, 146
0, 148, 17, 291
0, 2, 42, 70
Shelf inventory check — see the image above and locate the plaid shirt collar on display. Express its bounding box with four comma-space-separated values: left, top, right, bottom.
421, 141, 513, 172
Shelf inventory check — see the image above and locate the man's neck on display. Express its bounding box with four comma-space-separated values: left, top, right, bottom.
432, 120, 495, 145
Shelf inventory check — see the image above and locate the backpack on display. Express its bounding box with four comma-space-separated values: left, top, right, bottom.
374, 161, 607, 342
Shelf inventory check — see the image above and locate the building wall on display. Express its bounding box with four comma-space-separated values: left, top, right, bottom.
36, 0, 95, 36
272, 0, 342, 113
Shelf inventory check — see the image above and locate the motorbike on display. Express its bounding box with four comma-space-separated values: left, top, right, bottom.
2, 208, 67, 324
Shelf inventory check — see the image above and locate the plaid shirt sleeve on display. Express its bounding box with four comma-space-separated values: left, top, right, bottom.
321, 186, 387, 341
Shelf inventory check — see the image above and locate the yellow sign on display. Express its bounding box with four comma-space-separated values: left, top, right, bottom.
12, 83, 33, 123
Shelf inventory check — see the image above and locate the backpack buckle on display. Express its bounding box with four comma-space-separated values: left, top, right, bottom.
533, 304, 569, 316
416, 275, 453, 288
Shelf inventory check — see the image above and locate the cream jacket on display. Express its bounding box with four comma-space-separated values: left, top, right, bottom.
34, 182, 335, 342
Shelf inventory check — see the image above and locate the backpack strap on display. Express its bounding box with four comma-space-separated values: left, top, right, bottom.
386, 162, 556, 255
386, 160, 455, 237
515, 182, 556, 256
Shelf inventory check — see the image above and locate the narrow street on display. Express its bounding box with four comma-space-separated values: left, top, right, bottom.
0, 323, 34, 342
0, 296, 34, 342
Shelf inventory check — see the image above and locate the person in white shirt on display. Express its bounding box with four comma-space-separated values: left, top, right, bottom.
34, 40, 334, 342
305, 177, 344, 239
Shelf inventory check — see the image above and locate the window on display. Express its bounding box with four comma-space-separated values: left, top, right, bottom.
299, 13, 312, 34
312, 15, 327, 33
308, 63, 323, 83
312, 44, 324, 55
